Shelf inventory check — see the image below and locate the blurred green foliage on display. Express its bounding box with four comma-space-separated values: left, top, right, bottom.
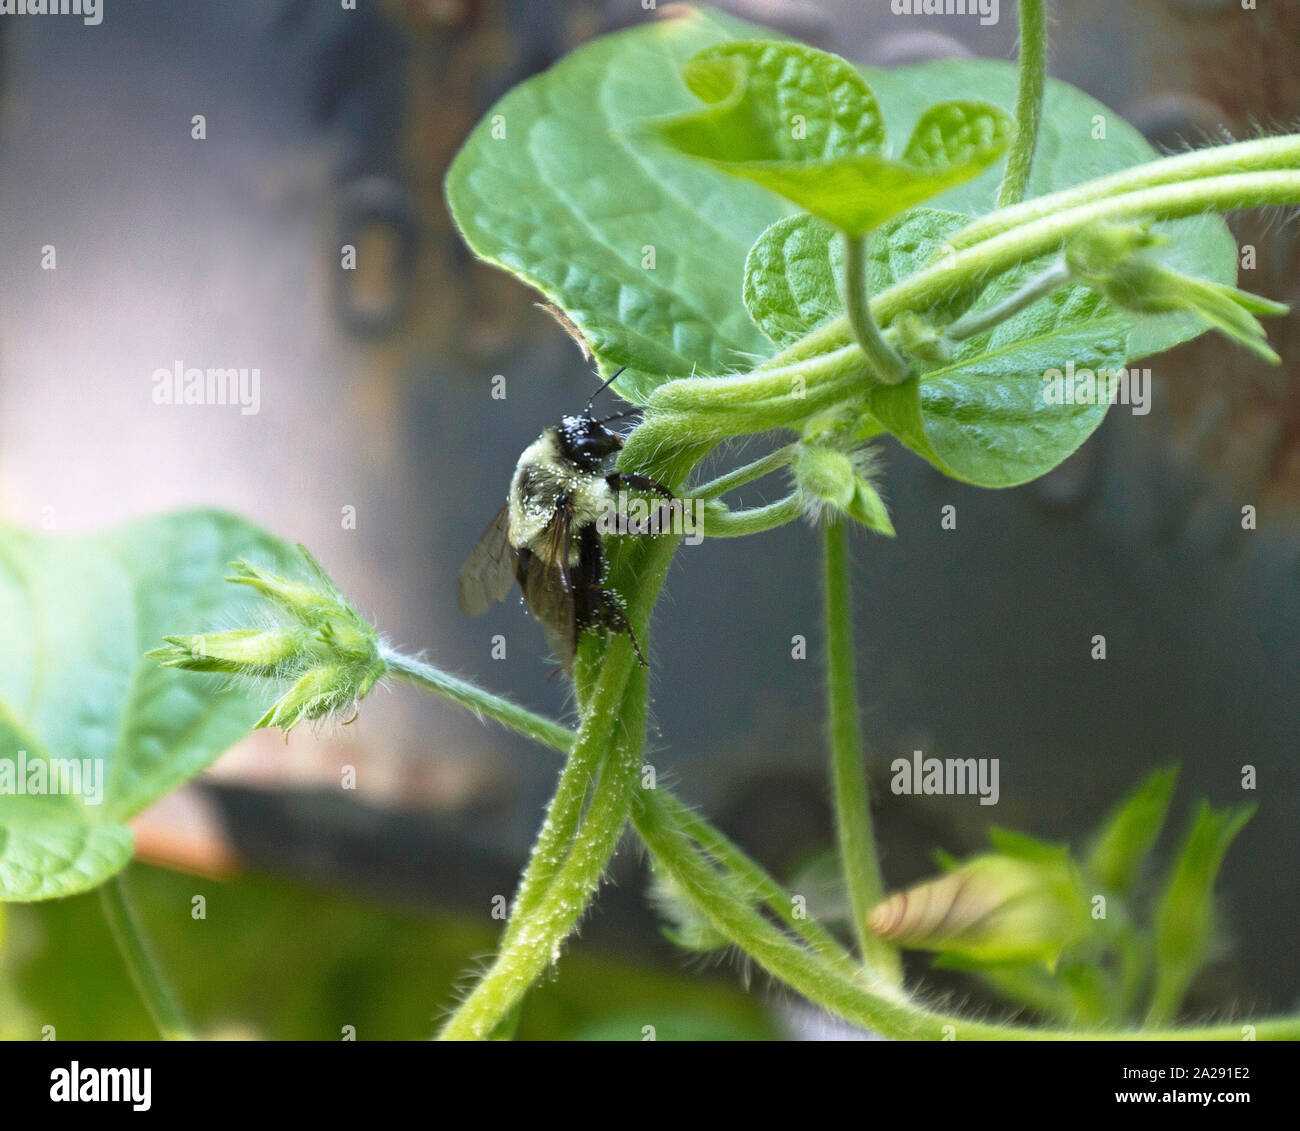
0, 864, 774, 1041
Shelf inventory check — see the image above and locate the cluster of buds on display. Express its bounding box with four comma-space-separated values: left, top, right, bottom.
868, 835, 1090, 970
148, 547, 385, 733
792, 409, 895, 535
1065, 222, 1289, 364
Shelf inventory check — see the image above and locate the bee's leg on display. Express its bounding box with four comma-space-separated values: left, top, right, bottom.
606, 472, 674, 500
593, 590, 647, 667
575, 526, 647, 665
607, 473, 681, 537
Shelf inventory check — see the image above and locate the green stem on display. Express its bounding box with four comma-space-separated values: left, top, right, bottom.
636, 794, 1300, 1041
702, 495, 802, 538
960, 132, 1300, 251
652, 169, 1300, 419
692, 443, 797, 502
997, 0, 1047, 208
843, 233, 910, 385
438, 644, 642, 1040
652, 346, 868, 416
98, 873, 194, 1041
380, 648, 861, 979
438, 509, 681, 1040
945, 258, 1071, 341
388, 645, 1300, 1040
496, 648, 635, 948
381, 648, 572, 752
822, 521, 899, 983
651, 791, 860, 978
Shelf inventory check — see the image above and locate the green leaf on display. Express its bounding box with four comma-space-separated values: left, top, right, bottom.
871, 265, 1129, 487
743, 209, 971, 347
1147, 802, 1255, 1024
445, 8, 787, 403
658, 40, 885, 166
445, 8, 1236, 400
743, 214, 842, 347
1085, 767, 1179, 896
0, 511, 296, 901
655, 41, 1012, 235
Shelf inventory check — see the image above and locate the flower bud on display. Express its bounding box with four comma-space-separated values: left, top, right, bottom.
151, 629, 306, 675
254, 662, 383, 733
151, 546, 386, 733
793, 444, 894, 535
891, 311, 953, 365
1064, 221, 1163, 281
868, 846, 1089, 969
1066, 223, 1288, 363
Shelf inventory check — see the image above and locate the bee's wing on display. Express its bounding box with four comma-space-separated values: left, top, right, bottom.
518, 500, 578, 671
457, 504, 516, 617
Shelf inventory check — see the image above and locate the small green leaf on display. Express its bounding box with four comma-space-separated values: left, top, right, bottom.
742, 214, 843, 347
0, 511, 297, 901
1147, 801, 1255, 1024
743, 208, 972, 347
655, 42, 1013, 235
1085, 767, 1179, 896
660, 41, 885, 166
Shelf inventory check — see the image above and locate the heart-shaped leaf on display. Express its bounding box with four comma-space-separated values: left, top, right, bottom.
743, 208, 972, 346
0, 511, 296, 900
655, 42, 1013, 235
871, 265, 1130, 487
445, 8, 1235, 404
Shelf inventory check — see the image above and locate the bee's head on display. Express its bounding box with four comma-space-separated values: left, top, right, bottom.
557, 413, 624, 468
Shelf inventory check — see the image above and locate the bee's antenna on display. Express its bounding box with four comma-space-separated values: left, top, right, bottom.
586, 366, 626, 413
592, 408, 642, 426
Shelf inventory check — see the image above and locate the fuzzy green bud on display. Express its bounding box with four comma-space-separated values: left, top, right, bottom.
1064, 221, 1163, 281
150, 628, 307, 675
891, 311, 953, 365
151, 546, 386, 733
793, 444, 894, 536
868, 846, 1090, 970
1066, 222, 1288, 364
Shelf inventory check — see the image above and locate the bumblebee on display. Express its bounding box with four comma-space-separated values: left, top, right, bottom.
457, 370, 674, 669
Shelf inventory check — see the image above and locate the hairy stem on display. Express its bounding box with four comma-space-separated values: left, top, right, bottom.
958, 133, 1300, 251
997, 0, 1047, 208
822, 521, 899, 983
636, 793, 1300, 1041
650, 167, 1300, 422
945, 258, 1071, 341
692, 443, 797, 501
438, 489, 681, 1039
843, 233, 911, 385
650, 790, 860, 977
382, 648, 572, 752
702, 495, 803, 538
98, 873, 194, 1041
389, 646, 1300, 1040
437, 643, 642, 1039
381, 647, 861, 979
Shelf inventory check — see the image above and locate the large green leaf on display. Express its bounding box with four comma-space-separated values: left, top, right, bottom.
445, 6, 1235, 403
0, 511, 295, 900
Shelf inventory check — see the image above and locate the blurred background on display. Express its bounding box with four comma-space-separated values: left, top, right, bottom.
0, 0, 1297, 1039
